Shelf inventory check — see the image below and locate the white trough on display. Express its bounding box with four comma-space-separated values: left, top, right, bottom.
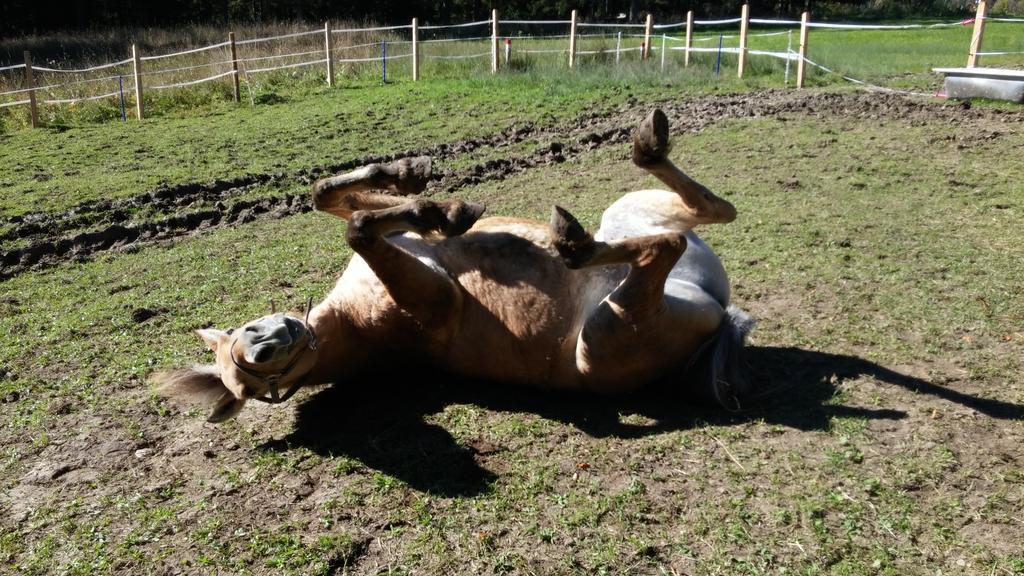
933, 67, 1024, 103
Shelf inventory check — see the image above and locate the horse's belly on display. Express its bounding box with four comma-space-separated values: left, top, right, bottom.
444, 267, 589, 388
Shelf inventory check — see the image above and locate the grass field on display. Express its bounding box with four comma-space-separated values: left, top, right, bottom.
2, 48, 1024, 576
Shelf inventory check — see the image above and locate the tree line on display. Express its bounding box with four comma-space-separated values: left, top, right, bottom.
1, 0, 988, 37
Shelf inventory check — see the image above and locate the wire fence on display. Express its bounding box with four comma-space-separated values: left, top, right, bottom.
1, 4, 1021, 128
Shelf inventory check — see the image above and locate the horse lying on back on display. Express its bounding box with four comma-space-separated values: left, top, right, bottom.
156, 109, 754, 422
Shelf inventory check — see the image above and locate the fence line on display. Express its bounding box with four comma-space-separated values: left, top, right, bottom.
2, 4, 1021, 127
140, 41, 231, 61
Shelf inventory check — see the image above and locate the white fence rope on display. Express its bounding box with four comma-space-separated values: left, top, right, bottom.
333, 42, 382, 52
332, 24, 412, 33
140, 41, 230, 61
577, 22, 645, 28
151, 69, 236, 89
0, 99, 31, 108
990, 18, 1024, 22
334, 55, 384, 63
513, 34, 572, 39
504, 20, 572, 25
246, 58, 327, 74
521, 48, 569, 54
0, 63, 26, 72
422, 51, 490, 60
694, 18, 743, 25
977, 50, 1024, 55
34, 58, 133, 73
419, 20, 492, 30
236, 29, 320, 45
799, 53, 932, 97
806, 21, 965, 30
420, 36, 491, 43
243, 49, 324, 62
749, 18, 803, 25
652, 22, 687, 29
0, 73, 124, 96
42, 90, 122, 105
577, 47, 643, 55
140, 60, 235, 76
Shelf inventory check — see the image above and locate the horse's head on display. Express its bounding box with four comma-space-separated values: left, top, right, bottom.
154, 312, 319, 422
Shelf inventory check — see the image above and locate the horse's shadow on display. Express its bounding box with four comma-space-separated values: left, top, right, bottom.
263, 346, 1024, 497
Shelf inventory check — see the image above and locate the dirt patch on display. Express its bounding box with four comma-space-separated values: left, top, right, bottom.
2, 89, 1021, 281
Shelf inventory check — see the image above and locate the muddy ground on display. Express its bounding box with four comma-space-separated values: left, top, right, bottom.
3, 90, 1019, 279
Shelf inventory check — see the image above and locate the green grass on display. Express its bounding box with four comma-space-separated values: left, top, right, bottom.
2, 17, 1022, 136
1, 96, 1023, 574
0, 72, 677, 218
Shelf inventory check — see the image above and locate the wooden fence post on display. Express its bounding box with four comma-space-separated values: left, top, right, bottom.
967, 0, 988, 68
492, 9, 500, 73
738, 4, 750, 78
569, 9, 578, 68
643, 14, 653, 59
324, 21, 335, 86
229, 32, 240, 103
412, 18, 420, 81
132, 44, 144, 120
660, 33, 667, 71
796, 12, 809, 89
23, 51, 38, 128
685, 11, 693, 67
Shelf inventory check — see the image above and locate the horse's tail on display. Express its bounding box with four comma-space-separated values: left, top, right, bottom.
690, 305, 757, 411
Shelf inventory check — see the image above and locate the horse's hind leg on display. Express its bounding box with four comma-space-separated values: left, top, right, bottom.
633, 109, 737, 225
312, 156, 433, 219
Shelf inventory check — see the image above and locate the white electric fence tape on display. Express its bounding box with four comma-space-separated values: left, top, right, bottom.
504, 20, 572, 25
141, 41, 231, 61
242, 50, 324, 62
236, 29, 321, 45
694, 18, 743, 25
34, 59, 133, 73
423, 52, 491, 60
246, 58, 327, 74
419, 20, 492, 30
577, 22, 646, 28
151, 69, 236, 89
42, 90, 122, 104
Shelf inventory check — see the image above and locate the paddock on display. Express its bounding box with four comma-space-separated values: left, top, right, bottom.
1, 84, 1023, 574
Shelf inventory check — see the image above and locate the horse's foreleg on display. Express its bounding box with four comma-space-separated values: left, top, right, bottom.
346, 198, 485, 330
551, 206, 684, 323
312, 156, 433, 219
633, 110, 737, 225
551, 205, 721, 391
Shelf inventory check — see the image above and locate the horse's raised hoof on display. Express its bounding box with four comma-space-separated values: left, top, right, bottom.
439, 200, 486, 236
550, 205, 595, 269
392, 156, 433, 196
632, 109, 671, 168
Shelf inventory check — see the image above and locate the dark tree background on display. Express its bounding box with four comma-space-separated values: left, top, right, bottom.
0, 0, 980, 37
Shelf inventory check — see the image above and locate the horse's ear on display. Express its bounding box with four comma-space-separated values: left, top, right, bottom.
196, 328, 227, 352
152, 365, 246, 423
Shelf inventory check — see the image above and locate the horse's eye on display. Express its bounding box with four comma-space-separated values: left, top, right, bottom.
226, 328, 235, 335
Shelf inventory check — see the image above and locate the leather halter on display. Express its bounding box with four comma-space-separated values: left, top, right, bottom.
228, 305, 318, 404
